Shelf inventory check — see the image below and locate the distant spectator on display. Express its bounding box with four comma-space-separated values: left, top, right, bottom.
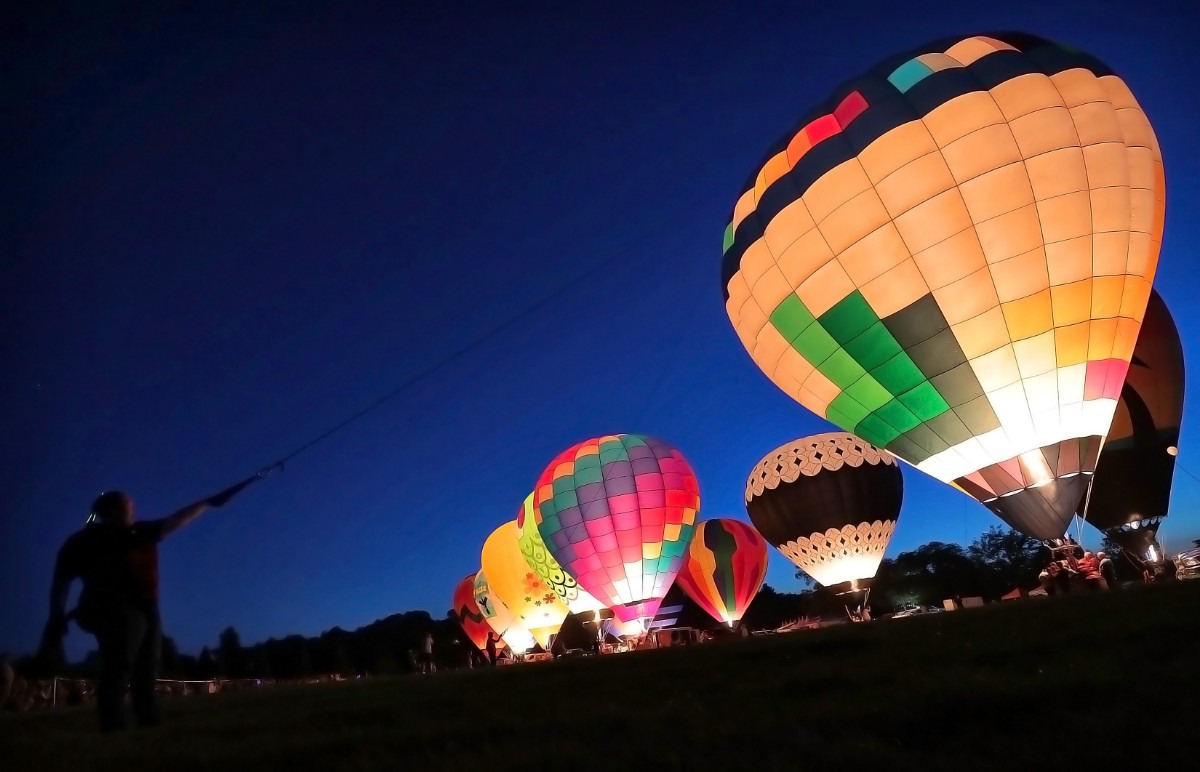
486, 632, 499, 666
421, 633, 435, 674
1097, 551, 1117, 589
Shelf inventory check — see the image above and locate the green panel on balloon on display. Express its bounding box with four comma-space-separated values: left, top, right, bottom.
828, 392, 871, 427
871, 352, 926, 395
899, 381, 952, 421
769, 294, 816, 342
855, 413, 903, 446
792, 323, 839, 365
844, 375, 892, 412
872, 398, 922, 434
573, 464, 603, 486
845, 322, 905, 371
821, 349, 867, 389
820, 292, 878, 346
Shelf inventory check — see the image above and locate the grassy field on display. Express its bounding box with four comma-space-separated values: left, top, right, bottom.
3, 581, 1198, 771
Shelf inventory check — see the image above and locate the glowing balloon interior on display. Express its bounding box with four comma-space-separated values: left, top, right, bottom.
481, 521, 569, 648
473, 569, 517, 644
452, 573, 504, 652
534, 434, 700, 623
516, 493, 605, 615
722, 33, 1163, 539
673, 518, 769, 626
746, 434, 903, 588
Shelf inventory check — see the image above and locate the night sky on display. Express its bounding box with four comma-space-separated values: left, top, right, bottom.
5, 0, 1199, 658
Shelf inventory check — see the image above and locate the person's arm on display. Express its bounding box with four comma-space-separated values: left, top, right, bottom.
159, 475, 261, 538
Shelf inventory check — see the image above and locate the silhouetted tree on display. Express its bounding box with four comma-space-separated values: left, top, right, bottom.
218, 626, 245, 678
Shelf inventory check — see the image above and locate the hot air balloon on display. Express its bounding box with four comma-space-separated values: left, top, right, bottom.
1081, 289, 1184, 556
452, 574, 506, 653
674, 518, 770, 627
721, 33, 1164, 540
482, 521, 569, 648
473, 569, 530, 651
516, 493, 606, 615
746, 434, 902, 591
533, 434, 699, 624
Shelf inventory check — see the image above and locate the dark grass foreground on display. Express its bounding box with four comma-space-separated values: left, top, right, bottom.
4, 581, 1198, 771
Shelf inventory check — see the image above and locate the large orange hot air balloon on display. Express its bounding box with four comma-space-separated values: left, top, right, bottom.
722, 33, 1164, 539
674, 518, 769, 627
482, 521, 569, 648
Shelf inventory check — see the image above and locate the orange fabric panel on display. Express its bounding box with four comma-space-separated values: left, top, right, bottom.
799, 368, 841, 412
753, 321, 794, 371
1090, 186, 1133, 235
1091, 275, 1125, 319
953, 306, 1009, 359
875, 151, 957, 219
1054, 322, 1091, 367
924, 91, 1007, 148
1050, 68, 1108, 108
1091, 231, 1130, 276
1001, 290, 1053, 341
1013, 331, 1057, 378
763, 198, 817, 257
991, 248, 1049, 302
1025, 147, 1088, 200
751, 265, 794, 314
991, 73, 1065, 122
1045, 237, 1093, 286
1069, 101, 1123, 146
970, 345, 1022, 391
913, 228, 988, 291
797, 259, 854, 317
1120, 277, 1152, 321
1087, 317, 1119, 360
894, 187, 972, 254
801, 159, 872, 223
754, 152, 792, 203
858, 121, 938, 183
946, 36, 1006, 65
786, 130, 813, 166
860, 258, 929, 318
776, 228, 835, 288
1035, 191, 1092, 244
838, 222, 911, 286
819, 189, 890, 254
933, 267, 999, 326
738, 238, 776, 287
1050, 279, 1093, 327
958, 161, 1036, 223
732, 188, 757, 232
1009, 107, 1080, 159
1082, 142, 1131, 189
975, 204, 1044, 263
940, 123, 1024, 184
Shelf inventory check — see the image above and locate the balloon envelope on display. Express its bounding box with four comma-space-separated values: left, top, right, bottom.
516, 493, 606, 615
1082, 289, 1184, 553
746, 434, 902, 588
473, 569, 517, 642
452, 573, 503, 652
534, 434, 700, 623
722, 33, 1164, 539
674, 518, 769, 626
482, 521, 569, 648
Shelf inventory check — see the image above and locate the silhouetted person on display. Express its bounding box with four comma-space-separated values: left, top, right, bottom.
485, 632, 498, 666
1097, 551, 1117, 589
420, 632, 435, 674
40, 480, 252, 731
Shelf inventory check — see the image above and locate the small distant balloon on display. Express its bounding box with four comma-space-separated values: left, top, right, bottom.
452, 573, 502, 652
674, 518, 769, 627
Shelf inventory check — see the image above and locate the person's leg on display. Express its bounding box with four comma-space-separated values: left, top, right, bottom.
131, 608, 161, 727
95, 609, 137, 732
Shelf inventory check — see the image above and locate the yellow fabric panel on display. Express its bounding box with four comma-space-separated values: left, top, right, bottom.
914, 228, 987, 290
1087, 317, 1119, 360
777, 228, 836, 288
959, 161, 1036, 223
975, 204, 1044, 263
664, 523, 681, 542
763, 198, 817, 257
772, 345, 817, 394
933, 267, 998, 326
1082, 143, 1131, 189
1057, 361, 1088, 403
1091, 275, 1125, 318
1090, 186, 1132, 234
1054, 322, 1090, 367
1091, 231, 1130, 276
924, 90, 1007, 148
819, 188, 890, 254
953, 306, 1009, 359
642, 542, 662, 560
991, 73, 1065, 122
1120, 277, 1152, 321
1035, 191, 1092, 244
751, 265, 794, 315
839, 222, 911, 286
1026, 147, 1089, 200
799, 368, 841, 413
755, 151, 792, 203
944, 129, 1023, 194
1009, 107, 1080, 159
1111, 317, 1141, 363
1024, 369, 1061, 414
875, 151, 957, 219
732, 188, 757, 232
1013, 331, 1057, 378
894, 187, 972, 254
861, 258, 929, 318
802, 159, 872, 223
739, 238, 775, 287
797, 259, 855, 317
945, 36, 1006, 65
1001, 289, 1053, 341
991, 248, 1049, 302
971, 344, 1022, 391
1051, 68, 1108, 108
1046, 236, 1093, 286
1069, 101, 1123, 146
858, 121, 939, 183
916, 52, 960, 72
1050, 279, 1092, 327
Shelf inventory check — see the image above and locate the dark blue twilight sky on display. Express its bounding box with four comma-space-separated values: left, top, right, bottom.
4, 0, 1199, 657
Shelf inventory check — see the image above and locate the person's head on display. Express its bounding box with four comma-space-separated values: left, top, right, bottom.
88, 491, 133, 527
1097, 551, 1107, 561
1083, 551, 1093, 560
